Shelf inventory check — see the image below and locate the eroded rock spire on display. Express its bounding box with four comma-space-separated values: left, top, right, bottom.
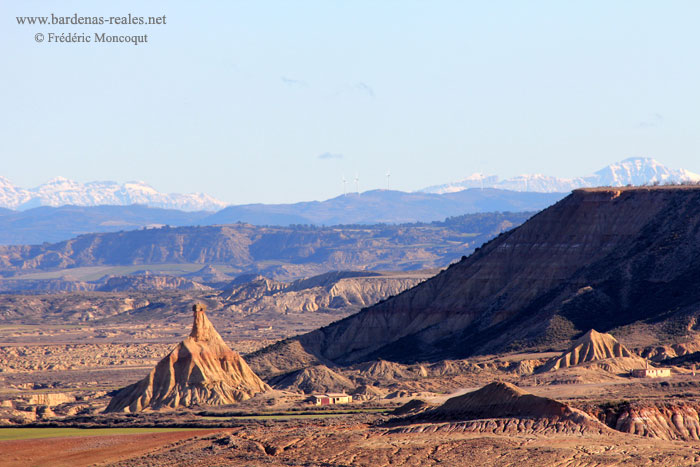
189, 303, 218, 342
105, 303, 270, 412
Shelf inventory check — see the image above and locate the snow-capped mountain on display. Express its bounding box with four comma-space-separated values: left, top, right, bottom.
419, 158, 700, 194
593, 158, 700, 187
0, 176, 227, 211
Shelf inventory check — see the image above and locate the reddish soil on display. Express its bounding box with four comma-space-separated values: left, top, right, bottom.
0, 429, 224, 467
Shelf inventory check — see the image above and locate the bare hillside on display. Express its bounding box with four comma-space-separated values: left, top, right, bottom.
249, 187, 700, 366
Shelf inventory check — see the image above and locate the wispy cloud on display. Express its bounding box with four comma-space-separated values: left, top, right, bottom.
637, 113, 664, 128
281, 76, 308, 88
330, 81, 376, 99
318, 152, 343, 160
354, 82, 375, 98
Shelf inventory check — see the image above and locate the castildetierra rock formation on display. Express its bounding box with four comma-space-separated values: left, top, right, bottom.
105, 304, 270, 412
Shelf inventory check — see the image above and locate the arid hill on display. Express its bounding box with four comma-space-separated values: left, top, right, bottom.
392, 382, 608, 436
412, 382, 572, 421
248, 187, 700, 367
0, 270, 433, 331
105, 304, 269, 412
541, 329, 638, 371
223, 271, 427, 314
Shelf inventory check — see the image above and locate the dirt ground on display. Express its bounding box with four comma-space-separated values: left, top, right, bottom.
0, 429, 223, 467
4, 313, 700, 466
7, 420, 696, 467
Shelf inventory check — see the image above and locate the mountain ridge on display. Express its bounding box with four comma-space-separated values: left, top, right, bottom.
0, 176, 226, 211
420, 157, 700, 194
0, 211, 533, 281
199, 188, 561, 226
0, 190, 560, 245
4, 158, 695, 216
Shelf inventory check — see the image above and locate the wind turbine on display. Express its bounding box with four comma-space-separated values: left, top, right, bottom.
354, 174, 359, 195
386, 170, 391, 190
342, 176, 347, 196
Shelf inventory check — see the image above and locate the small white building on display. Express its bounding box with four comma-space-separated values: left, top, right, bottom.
630, 368, 671, 378
311, 393, 353, 406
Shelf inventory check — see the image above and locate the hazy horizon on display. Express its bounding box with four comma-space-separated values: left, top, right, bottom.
2, 1, 699, 204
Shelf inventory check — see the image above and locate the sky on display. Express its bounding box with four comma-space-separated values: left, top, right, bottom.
1, 1, 699, 204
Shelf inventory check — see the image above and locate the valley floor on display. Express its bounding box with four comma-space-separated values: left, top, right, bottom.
4, 297, 700, 466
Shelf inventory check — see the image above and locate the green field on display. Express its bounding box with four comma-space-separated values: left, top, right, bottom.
0, 427, 212, 441
203, 413, 346, 421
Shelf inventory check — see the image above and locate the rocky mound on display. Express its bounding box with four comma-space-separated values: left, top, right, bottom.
269, 365, 355, 394
388, 382, 609, 436
594, 402, 700, 441
393, 382, 607, 435
221, 276, 286, 302
357, 360, 411, 380
426, 360, 479, 377
388, 416, 609, 436
423, 382, 571, 421
223, 271, 427, 315
640, 342, 700, 362
391, 399, 434, 416
105, 304, 270, 412
351, 384, 385, 400
541, 329, 637, 371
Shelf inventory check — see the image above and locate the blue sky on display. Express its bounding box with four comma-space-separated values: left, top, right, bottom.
1, 1, 699, 203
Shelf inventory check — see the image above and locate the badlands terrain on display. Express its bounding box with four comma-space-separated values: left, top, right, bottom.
5, 188, 700, 465
0, 211, 529, 280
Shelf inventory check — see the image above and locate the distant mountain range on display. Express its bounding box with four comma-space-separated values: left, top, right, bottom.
205, 189, 561, 226
3, 158, 697, 212
0, 189, 560, 245
0, 176, 227, 211
419, 157, 700, 194
1, 158, 696, 245
0, 204, 211, 245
